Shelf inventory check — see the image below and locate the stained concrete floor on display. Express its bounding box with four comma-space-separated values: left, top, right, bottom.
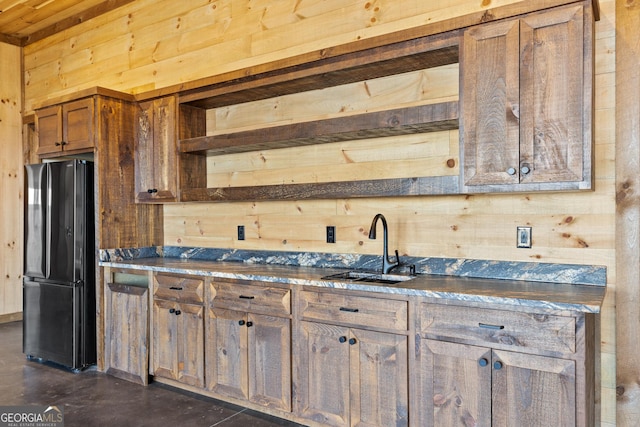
0, 321, 305, 427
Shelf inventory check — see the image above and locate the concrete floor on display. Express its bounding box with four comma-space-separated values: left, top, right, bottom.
0, 321, 304, 427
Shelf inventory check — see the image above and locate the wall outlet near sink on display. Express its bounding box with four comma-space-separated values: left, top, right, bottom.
326, 226, 336, 243
517, 226, 532, 248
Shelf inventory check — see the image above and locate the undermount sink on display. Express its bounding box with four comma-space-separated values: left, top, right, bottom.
320, 271, 415, 285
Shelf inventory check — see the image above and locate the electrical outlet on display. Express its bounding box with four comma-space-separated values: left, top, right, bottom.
517, 226, 532, 248
326, 226, 336, 243
237, 225, 245, 241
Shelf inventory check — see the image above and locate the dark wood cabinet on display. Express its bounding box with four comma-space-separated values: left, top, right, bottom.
36, 97, 94, 156
135, 96, 179, 203
461, 3, 593, 192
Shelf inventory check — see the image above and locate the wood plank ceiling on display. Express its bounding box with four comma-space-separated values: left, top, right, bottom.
0, 0, 135, 46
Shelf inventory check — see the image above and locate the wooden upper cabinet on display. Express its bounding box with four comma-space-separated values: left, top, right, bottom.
135, 96, 179, 203
36, 98, 95, 157
461, 3, 593, 192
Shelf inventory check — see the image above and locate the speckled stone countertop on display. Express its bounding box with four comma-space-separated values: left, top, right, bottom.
99, 248, 607, 314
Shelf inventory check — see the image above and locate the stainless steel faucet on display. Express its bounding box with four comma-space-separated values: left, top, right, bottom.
368, 213, 400, 274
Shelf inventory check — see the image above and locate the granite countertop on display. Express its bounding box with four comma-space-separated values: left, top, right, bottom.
100, 257, 606, 314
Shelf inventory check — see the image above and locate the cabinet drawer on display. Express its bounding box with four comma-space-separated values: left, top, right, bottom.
211, 280, 291, 316
419, 303, 576, 354
154, 273, 204, 304
299, 290, 408, 331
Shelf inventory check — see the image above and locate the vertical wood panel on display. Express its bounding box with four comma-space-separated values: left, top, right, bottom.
0, 42, 23, 317
615, 0, 640, 424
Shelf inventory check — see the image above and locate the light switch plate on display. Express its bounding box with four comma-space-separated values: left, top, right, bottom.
517, 226, 532, 248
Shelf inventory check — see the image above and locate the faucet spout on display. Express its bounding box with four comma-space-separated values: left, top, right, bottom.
368, 213, 400, 274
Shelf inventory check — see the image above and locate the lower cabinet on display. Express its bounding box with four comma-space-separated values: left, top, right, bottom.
151, 273, 205, 388
419, 339, 576, 426
296, 321, 409, 427
416, 301, 594, 427
103, 268, 150, 385
206, 279, 292, 411
294, 289, 410, 427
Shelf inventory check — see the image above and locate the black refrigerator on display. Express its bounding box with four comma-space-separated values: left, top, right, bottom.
23, 160, 96, 370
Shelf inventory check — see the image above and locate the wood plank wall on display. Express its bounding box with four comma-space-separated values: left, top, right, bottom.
0, 42, 23, 321
18, 0, 619, 424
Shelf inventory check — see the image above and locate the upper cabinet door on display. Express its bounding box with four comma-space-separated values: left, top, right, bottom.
62, 98, 95, 152
135, 96, 179, 203
35, 105, 63, 156
461, 3, 592, 192
519, 5, 586, 185
462, 19, 521, 186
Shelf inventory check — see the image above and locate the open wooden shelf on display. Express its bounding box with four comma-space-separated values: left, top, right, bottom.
180, 101, 459, 156
179, 175, 460, 202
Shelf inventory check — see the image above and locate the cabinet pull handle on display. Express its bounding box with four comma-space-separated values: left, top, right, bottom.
348, 338, 357, 345
239, 320, 246, 326
479, 323, 504, 330
339, 336, 347, 343
169, 286, 183, 290
339, 307, 359, 313
239, 295, 255, 299
493, 360, 503, 370
478, 358, 489, 367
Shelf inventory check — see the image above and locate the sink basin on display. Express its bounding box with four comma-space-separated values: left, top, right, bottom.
320, 271, 415, 285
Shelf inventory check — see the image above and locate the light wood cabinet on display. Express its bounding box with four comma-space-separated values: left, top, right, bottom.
206, 279, 292, 412
151, 273, 205, 388
461, 3, 593, 192
103, 268, 150, 385
416, 301, 595, 426
294, 289, 409, 427
36, 97, 95, 156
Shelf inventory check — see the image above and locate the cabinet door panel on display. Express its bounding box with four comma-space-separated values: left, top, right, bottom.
248, 314, 291, 411
491, 350, 576, 427
62, 98, 94, 152
418, 339, 492, 427
176, 303, 205, 387
152, 299, 179, 380
36, 105, 63, 155
105, 283, 148, 385
296, 320, 350, 426
206, 308, 249, 400
520, 5, 585, 184
462, 19, 520, 186
350, 329, 409, 427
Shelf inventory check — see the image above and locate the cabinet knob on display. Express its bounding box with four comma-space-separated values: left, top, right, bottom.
55, 142, 62, 147
175, 310, 181, 315
246, 321, 253, 327
238, 320, 246, 326
169, 308, 175, 314
348, 338, 357, 345
521, 165, 531, 175
478, 358, 489, 367
147, 189, 158, 193
507, 167, 517, 176
339, 336, 347, 343
493, 360, 503, 370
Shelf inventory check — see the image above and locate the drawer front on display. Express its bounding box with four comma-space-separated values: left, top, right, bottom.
419, 303, 576, 354
211, 280, 291, 316
154, 273, 204, 304
299, 290, 408, 331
